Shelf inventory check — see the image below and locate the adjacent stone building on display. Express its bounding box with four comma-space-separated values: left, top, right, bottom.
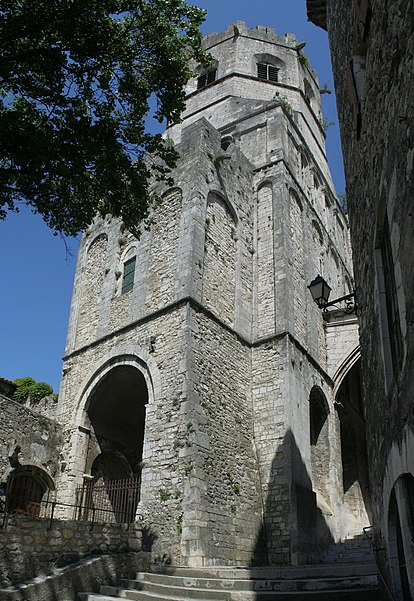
307, 0, 414, 598
3, 23, 367, 570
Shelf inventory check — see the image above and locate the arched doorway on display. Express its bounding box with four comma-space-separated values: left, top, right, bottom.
7, 466, 54, 516
81, 364, 148, 523
335, 360, 371, 521
309, 386, 330, 504
388, 474, 414, 601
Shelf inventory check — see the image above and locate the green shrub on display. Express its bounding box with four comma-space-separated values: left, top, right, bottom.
12, 377, 36, 402
30, 382, 53, 402
12, 377, 53, 403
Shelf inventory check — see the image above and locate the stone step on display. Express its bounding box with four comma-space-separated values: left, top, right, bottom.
149, 562, 378, 580
122, 571, 378, 592
79, 588, 382, 601
322, 550, 374, 562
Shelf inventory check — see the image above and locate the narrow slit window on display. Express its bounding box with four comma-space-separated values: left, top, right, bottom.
197, 69, 217, 89
122, 256, 136, 294
257, 63, 279, 82
381, 217, 403, 371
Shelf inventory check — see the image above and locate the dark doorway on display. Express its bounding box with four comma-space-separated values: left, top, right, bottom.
7, 467, 52, 516
85, 364, 148, 522
335, 360, 371, 519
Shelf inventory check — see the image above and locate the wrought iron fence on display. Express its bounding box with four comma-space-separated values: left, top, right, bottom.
75, 477, 141, 524
0, 477, 141, 528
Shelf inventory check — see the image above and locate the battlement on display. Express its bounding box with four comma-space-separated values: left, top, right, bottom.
202, 21, 299, 51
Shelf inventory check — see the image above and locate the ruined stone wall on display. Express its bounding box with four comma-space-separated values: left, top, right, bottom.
0, 394, 62, 489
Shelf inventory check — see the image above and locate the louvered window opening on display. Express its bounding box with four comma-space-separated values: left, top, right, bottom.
257, 63, 279, 82
197, 69, 217, 89
122, 256, 136, 294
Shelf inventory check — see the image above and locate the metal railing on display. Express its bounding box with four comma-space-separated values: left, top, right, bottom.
0, 477, 142, 530
75, 477, 141, 524
363, 525, 396, 601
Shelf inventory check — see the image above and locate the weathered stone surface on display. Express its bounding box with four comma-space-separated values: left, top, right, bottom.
0, 394, 62, 489
307, 0, 414, 596
53, 22, 362, 571
0, 514, 145, 588
0, 25, 361, 568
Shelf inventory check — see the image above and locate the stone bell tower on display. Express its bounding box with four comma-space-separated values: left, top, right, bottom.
56, 22, 367, 567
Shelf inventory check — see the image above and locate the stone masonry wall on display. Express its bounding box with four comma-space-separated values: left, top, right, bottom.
75, 234, 108, 349
326, 0, 414, 543
0, 513, 142, 587
203, 194, 237, 328
256, 183, 275, 339
184, 308, 264, 565
0, 395, 62, 489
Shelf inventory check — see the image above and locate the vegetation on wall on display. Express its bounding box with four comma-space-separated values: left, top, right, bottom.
12, 377, 54, 403
0, 0, 207, 237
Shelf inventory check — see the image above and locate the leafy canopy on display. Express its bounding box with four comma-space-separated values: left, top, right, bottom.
13, 377, 53, 402
0, 0, 207, 236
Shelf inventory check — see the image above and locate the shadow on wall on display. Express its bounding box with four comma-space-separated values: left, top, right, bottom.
252, 428, 334, 566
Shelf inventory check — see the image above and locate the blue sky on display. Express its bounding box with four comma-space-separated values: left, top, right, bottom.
0, 0, 344, 393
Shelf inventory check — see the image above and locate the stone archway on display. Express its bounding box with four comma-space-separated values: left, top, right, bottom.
81, 364, 149, 522
7, 465, 54, 516
86, 364, 148, 473
335, 360, 371, 522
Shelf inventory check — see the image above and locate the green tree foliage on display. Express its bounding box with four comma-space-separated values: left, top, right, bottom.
12, 377, 36, 402
13, 377, 53, 402
30, 381, 53, 401
0, 0, 207, 236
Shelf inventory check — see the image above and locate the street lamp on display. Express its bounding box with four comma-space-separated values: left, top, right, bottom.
308, 275, 357, 313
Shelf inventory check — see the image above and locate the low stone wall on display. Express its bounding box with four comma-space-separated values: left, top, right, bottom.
0, 513, 144, 588
0, 552, 149, 601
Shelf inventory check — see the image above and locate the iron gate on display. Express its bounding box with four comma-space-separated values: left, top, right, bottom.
75, 477, 141, 524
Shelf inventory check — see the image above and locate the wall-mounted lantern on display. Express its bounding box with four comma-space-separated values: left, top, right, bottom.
308, 274, 357, 314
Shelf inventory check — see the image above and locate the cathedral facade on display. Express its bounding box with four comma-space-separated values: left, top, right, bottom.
53, 23, 367, 567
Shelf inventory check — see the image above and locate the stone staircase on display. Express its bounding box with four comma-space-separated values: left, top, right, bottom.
77, 534, 382, 601
321, 531, 375, 565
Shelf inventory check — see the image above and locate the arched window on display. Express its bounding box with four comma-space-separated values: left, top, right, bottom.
203, 191, 237, 327
388, 475, 414, 601
304, 79, 315, 106
76, 233, 108, 347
